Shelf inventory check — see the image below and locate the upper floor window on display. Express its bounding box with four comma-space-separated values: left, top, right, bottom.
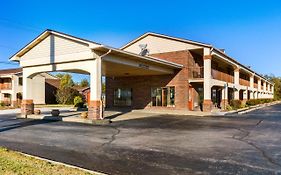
19, 77, 23, 86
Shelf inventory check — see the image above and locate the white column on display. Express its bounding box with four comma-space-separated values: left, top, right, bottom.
250, 75, 254, 88
243, 89, 248, 101
268, 84, 271, 93
89, 57, 103, 119
23, 73, 33, 100
203, 48, 212, 111
11, 76, 18, 107
221, 84, 228, 109
264, 81, 267, 91
234, 68, 240, 100
257, 78, 261, 99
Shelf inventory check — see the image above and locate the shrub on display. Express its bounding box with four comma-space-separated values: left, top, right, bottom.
74, 96, 84, 108
246, 98, 274, 106
226, 104, 233, 111
229, 100, 242, 110
0, 102, 5, 107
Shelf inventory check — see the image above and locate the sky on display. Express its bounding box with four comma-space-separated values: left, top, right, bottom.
0, 0, 281, 82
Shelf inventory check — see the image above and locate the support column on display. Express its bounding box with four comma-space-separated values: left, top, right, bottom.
203, 48, 212, 112
11, 76, 18, 107
257, 78, 261, 99
234, 68, 240, 100
268, 84, 271, 93
250, 75, 254, 88
221, 84, 228, 110
21, 73, 34, 115
88, 57, 103, 120
242, 89, 248, 104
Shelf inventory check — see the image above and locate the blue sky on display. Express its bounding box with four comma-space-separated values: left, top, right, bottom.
1, 0, 281, 82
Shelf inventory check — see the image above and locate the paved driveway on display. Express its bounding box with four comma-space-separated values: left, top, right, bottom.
1, 105, 281, 175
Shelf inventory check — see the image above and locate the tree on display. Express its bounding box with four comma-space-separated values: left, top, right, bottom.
263, 74, 281, 100
80, 79, 89, 87
55, 87, 80, 104
56, 73, 74, 88
55, 73, 77, 104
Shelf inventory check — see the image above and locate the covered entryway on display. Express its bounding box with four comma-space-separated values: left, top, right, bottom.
10, 30, 182, 120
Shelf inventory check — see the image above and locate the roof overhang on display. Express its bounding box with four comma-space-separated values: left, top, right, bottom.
92, 45, 183, 70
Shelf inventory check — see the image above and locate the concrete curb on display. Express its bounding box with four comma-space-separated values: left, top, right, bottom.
18, 151, 107, 175
16, 114, 111, 125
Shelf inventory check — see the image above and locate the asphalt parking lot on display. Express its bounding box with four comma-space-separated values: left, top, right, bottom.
1, 104, 281, 175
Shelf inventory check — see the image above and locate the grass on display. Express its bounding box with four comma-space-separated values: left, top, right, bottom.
0, 147, 94, 175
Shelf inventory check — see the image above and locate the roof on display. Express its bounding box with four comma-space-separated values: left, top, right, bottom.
120, 32, 212, 50
10, 29, 183, 70
73, 86, 90, 92
0, 68, 22, 75
121, 32, 272, 84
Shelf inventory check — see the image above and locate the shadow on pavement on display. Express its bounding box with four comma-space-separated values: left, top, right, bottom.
0, 119, 58, 133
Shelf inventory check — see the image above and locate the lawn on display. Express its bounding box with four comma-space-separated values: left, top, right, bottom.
0, 147, 95, 175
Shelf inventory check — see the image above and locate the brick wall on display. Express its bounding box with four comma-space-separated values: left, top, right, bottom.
106, 50, 195, 110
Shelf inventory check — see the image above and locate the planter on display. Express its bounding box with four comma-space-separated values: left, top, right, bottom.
51, 109, 60, 117
80, 112, 88, 119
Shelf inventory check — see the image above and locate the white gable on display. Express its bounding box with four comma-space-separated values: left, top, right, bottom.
123, 35, 203, 55
20, 34, 94, 67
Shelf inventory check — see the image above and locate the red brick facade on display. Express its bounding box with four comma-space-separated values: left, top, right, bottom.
106, 50, 200, 110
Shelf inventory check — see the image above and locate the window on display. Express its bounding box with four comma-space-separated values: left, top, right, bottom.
19, 77, 23, 86
151, 86, 175, 107
114, 88, 132, 106
4, 94, 11, 98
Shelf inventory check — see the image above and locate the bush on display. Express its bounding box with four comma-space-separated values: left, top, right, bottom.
229, 100, 242, 110
0, 102, 5, 107
74, 96, 84, 108
246, 98, 275, 106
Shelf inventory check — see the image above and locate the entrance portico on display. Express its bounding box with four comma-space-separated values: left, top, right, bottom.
10, 30, 182, 120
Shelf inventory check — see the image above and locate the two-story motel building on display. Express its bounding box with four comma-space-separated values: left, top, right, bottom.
10, 30, 274, 119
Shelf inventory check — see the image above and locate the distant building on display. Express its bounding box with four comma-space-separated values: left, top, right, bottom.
0, 68, 59, 106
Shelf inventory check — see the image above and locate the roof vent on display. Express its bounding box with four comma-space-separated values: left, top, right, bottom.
220, 49, 225, 53
139, 44, 149, 56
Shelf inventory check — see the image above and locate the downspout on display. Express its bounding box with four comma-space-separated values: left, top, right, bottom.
100, 49, 112, 58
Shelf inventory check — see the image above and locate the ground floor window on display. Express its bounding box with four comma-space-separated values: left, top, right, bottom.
114, 88, 132, 106
151, 86, 175, 107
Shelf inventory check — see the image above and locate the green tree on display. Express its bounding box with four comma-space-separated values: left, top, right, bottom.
263, 74, 281, 100
56, 87, 80, 104
57, 73, 74, 88
80, 79, 89, 87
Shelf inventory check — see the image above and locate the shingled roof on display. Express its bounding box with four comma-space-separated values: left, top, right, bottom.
0, 68, 22, 75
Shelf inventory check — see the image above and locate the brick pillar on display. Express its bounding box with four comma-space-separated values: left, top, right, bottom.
88, 100, 103, 120
12, 100, 18, 107
203, 99, 213, 112
21, 99, 34, 115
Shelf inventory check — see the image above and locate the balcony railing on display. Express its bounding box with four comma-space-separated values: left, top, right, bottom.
0, 83, 12, 90
211, 69, 234, 83
239, 78, 250, 86
188, 67, 204, 79
254, 83, 258, 89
